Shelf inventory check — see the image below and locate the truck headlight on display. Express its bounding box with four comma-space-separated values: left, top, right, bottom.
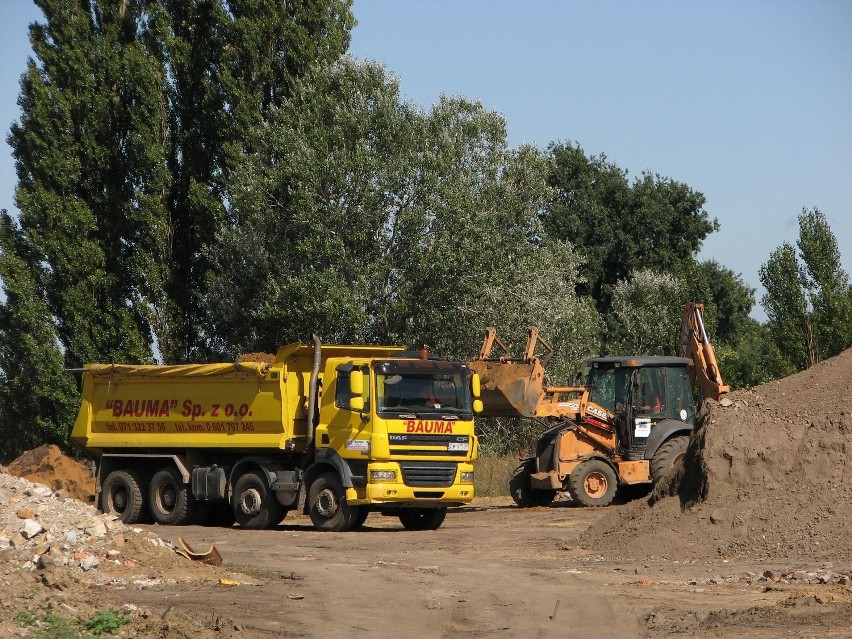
460, 472, 474, 484
370, 470, 397, 482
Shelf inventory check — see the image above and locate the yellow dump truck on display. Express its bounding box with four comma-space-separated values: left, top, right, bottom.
71, 337, 481, 531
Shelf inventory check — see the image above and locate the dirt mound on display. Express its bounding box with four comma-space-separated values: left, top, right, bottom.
239, 352, 276, 364
581, 347, 852, 563
6, 444, 96, 503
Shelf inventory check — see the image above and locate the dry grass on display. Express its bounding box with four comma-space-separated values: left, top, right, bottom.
474, 455, 524, 497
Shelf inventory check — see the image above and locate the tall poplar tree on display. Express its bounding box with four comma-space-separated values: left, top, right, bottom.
1, 0, 355, 458
7, 0, 170, 368
760, 208, 852, 370
156, 0, 354, 361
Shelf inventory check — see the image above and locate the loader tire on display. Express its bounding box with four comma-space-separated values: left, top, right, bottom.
233, 471, 284, 530
567, 460, 617, 507
149, 467, 196, 525
308, 473, 356, 532
650, 435, 689, 483
101, 469, 146, 524
398, 508, 447, 531
509, 459, 556, 507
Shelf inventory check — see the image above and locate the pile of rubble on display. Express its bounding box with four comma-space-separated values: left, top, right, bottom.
0, 466, 240, 638
0, 471, 173, 573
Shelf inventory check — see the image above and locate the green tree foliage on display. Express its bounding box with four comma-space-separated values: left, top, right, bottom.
0, 212, 78, 463
8, 0, 168, 368
715, 318, 794, 390
151, 0, 354, 361
759, 208, 852, 370
542, 142, 719, 317
611, 269, 683, 355
2, 0, 355, 455
207, 60, 599, 370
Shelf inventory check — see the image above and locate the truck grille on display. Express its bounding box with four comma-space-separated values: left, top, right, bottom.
400, 463, 457, 487
388, 434, 469, 457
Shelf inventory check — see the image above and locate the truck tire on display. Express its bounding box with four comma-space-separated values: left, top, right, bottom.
308, 472, 356, 532
398, 508, 447, 531
149, 467, 196, 525
233, 471, 284, 530
650, 435, 689, 483
509, 459, 556, 507
351, 506, 369, 530
101, 469, 146, 524
567, 460, 617, 507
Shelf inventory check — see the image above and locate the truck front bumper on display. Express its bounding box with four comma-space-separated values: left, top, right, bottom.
346, 461, 475, 507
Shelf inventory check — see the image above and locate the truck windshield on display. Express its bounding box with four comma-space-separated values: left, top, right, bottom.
377, 372, 472, 416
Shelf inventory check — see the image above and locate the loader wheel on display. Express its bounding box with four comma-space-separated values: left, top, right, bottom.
567, 460, 617, 507
149, 467, 196, 525
233, 471, 284, 530
308, 473, 356, 532
509, 459, 556, 507
650, 435, 690, 483
101, 469, 146, 524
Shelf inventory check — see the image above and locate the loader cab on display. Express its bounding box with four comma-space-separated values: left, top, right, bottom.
587, 356, 694, 460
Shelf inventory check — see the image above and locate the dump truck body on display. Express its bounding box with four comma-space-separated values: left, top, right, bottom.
72, 341, 479, 532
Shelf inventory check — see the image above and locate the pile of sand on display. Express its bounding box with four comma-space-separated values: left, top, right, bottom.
582, 347, 852, 562
6, 444, 96, 504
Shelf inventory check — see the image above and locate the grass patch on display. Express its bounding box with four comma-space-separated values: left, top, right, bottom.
12, 604, 129, 639
474, 455, 524, 497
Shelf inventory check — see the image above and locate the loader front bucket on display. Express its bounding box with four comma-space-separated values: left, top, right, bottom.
468, 359, 546, 418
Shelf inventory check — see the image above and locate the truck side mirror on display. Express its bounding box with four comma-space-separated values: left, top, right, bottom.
349, 370, 365, 411
471, 373, 481, 398
473, 399, 483, 414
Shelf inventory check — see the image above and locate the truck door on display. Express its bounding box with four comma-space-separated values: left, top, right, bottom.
323, 364, 373, 465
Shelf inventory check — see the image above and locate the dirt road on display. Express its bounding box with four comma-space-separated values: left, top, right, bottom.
124, 498, 852, 639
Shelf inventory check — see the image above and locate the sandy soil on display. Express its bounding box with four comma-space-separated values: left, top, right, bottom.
124, 499, 852, 639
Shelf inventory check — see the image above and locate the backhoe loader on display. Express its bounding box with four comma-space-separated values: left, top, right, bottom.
469, 303, 728, 507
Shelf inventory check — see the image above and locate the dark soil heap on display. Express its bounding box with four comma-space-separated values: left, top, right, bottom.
582, 347, 852, 563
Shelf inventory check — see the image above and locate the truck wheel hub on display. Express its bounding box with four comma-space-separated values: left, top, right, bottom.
113, 489, 127, 510
158, 487, 176, 510
316, 489, 338, 517
239, 488, 263, 516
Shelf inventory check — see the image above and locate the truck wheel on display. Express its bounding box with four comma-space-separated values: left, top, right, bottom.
650, 435, 690, 483
308, 473, 355, 532
398, 508, 447, 531
567, 460, 617, 507
509, 459, 556, 507
149, 467, 196, 525
233, 471, 284, 530
101, 469, 146, 524
351, 506, 369, 530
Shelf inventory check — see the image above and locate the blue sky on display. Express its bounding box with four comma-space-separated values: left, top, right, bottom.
2, 1, 850, 321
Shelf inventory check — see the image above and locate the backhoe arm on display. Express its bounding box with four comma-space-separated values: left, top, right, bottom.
680, 303, 730, 401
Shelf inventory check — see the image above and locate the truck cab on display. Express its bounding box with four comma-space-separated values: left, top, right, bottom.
308, 353, 478, 531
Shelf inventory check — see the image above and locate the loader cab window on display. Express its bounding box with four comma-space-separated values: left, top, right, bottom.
667, 366, 694, 424
588, 366, 630, 414
635, 368, 667, 416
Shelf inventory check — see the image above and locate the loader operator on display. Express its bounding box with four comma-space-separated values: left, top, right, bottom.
639, 383, 663, 415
